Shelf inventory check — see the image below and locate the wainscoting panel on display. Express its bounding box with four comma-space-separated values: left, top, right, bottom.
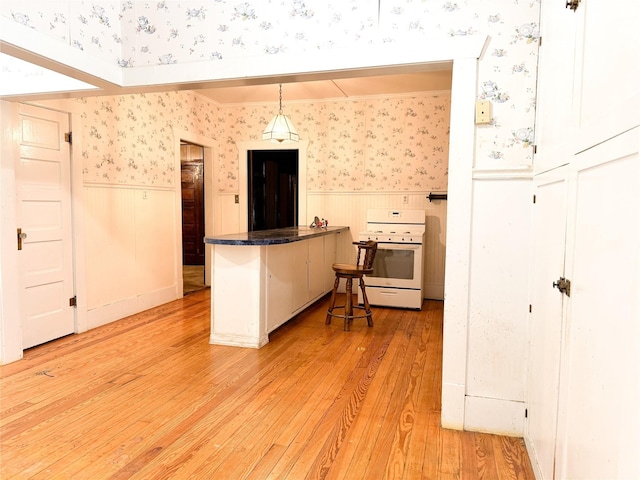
84, 184, 179, 328
134, 188, 177, 294
466, 178, 532, 407
84, 185, 137, 310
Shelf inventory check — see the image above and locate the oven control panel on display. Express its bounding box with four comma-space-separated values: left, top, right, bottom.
361, 230, 424, 244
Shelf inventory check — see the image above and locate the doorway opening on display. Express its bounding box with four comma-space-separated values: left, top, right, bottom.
248, 149, 298, 231
180, 141, 206, 295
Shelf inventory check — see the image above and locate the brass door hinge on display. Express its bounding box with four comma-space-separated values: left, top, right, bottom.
65, 132, 72, 143
69, 296, 77, 307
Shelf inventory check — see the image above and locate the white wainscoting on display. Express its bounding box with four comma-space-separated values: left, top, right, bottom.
307, 191, 447, 300
463, 176, 532, 435
83, 184, 179, 329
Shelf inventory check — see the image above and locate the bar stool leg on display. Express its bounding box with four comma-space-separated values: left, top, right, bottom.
359, 278, 374, 327
344, 277, 353, 331
325, 276, 340, 325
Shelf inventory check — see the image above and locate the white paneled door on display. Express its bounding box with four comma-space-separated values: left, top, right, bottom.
17, 104, 75, 349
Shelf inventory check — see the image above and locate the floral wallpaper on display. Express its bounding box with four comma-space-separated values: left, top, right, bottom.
2, 0, 540, 179
76, 90, 449, 193
76, 91, 222, 186
220, 93, 450, 192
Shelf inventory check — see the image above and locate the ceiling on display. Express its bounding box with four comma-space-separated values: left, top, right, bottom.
0, 47, 452, 103
195, 69, 453, 104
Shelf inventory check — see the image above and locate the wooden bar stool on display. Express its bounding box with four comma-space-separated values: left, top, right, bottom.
326, 241, 377, 331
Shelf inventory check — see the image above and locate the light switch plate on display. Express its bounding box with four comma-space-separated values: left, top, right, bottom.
475, 100, 492, 124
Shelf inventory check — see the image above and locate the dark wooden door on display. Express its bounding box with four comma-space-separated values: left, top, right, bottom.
248, 149, 298, 231
181, 160, 205, 265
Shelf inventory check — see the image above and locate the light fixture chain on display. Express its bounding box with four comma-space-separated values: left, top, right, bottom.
279, 83, 283, 114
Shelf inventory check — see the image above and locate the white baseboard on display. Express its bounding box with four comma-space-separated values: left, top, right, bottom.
524, 435, 544, 480
424, 283, 444, 300
87, 286, 179, 330
464, 395, 525, 436
209, 332, 269, 349
441, 382, 465, 430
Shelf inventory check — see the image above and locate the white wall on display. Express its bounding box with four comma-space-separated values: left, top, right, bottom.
464, 177, 531, 435
0, 101, 24, 363
83, 185, 179, 329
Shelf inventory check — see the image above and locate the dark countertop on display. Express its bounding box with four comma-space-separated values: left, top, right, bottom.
204, 226, 349, 246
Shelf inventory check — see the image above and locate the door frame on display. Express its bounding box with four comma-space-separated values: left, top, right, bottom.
237, 140, 308, 231
176, 133, 216, 290
180, 142, 206, 266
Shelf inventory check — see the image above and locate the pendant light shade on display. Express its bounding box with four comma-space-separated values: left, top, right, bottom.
263, 84, 299, 143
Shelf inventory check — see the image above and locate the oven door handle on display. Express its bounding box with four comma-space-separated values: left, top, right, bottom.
377, 243, 421, 249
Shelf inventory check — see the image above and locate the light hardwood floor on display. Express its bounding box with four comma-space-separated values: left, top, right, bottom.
0, 290, 535, 479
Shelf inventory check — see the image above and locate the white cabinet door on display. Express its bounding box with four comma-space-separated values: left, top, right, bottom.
323, 232, 337, 291
291, 240, 309, 313
571, 0, 640, 152
526, 166, 569, 480
266, 243, 293, 332
307, 236, 325, 301
533, 0, 577, 175
556, 128, 640, 480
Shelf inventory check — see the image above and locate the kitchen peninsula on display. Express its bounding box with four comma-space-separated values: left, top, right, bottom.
204, 226, 349, 348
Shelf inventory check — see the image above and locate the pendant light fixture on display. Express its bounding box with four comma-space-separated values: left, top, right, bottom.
262, 83, 299, 143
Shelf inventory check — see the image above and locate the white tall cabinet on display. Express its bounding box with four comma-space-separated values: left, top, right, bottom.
525, 1, 640, 479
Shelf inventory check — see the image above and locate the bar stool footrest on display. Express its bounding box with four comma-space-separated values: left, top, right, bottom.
326, 305, 370, 320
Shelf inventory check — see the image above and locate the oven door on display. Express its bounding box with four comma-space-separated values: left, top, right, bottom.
365, 242, 423, 290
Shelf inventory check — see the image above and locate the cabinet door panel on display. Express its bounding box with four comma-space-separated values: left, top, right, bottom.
324, 233, 337, 291
291, 241, 309, 312
572, 0, 640, 151
557, 128, 640, 479
526, 166, 568, 480
308, 236, 325, 300
266, 244, 293, 332
533, 0, 576, 174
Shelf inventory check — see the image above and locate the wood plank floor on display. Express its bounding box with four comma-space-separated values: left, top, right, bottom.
0, 290, 535, 479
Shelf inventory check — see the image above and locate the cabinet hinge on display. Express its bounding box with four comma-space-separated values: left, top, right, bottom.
533, 194, 536, 204
64, 132, 72, 144
69, 296, 77, 307
529, 304, 532, 313
525, 408, 528, 418
533, 144, 537, 154
538, 36, 542, 47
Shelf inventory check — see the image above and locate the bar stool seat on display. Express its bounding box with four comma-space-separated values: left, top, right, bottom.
326, 241, 377, 331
